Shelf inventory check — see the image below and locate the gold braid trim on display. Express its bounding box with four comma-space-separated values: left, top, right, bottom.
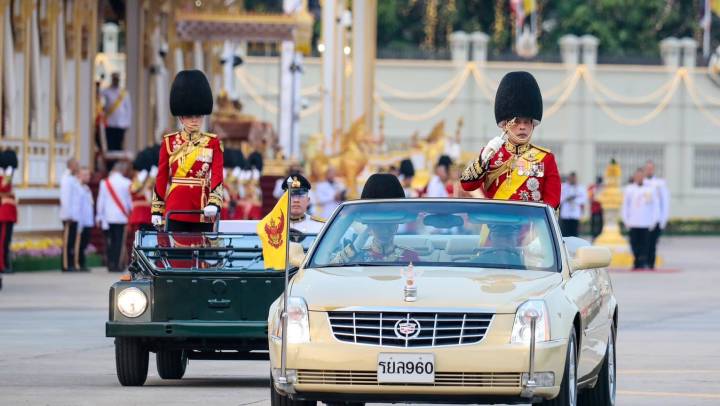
208, 183, 224, 207
460, 157, 485, 182
151, 190, 165, 215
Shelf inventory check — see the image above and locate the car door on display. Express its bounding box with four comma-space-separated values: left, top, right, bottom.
564, 267, 602, 379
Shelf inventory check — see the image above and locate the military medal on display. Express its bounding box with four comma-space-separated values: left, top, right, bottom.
527, 177, 540, 191
519, 190, 530, 201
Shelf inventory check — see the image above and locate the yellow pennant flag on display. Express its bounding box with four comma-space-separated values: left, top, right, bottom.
257, 191, 289, 270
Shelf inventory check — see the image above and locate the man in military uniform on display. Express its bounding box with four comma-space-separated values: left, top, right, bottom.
460, 71, 561, 208
332, 173, 419, 263
0, 150, 18, 283
151, 70, 223, 232
283, 174, 325, 234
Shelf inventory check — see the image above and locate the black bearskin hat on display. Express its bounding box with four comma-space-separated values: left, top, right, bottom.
232, 149, 246, 169
282, 174, 311, 191
361, 173, 405, 199
170, 70, 213, 117
1, 149, 18, 169
247, 151, 263, 172
399, 159, 415, 178
437, 155, 453, 169
223, 148, 236, 168
494, 71, 543, 124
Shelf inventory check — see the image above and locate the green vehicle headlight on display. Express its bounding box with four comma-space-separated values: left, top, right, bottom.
117, 287, 148, 318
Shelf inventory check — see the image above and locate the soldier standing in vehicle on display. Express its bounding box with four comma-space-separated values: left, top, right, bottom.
284, 174, 325, 234
460, 71, 561, 209
151, 70, 224, 232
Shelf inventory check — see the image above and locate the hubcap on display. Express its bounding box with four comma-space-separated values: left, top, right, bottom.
569, 339, 577, 406
608, 330, 616, 405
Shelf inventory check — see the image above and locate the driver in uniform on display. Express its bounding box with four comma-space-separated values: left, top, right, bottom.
460, 71, 561, 208
333, 173, 419, 263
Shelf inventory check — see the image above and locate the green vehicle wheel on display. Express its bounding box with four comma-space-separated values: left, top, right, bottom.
156, 350, 188, 380
115, 337, 149, 386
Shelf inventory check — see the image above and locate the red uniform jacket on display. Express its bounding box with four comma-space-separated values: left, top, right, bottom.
0, 173, 17, 223
129, 177, 153, 225
152, 131, 224, 223
460, 142, 561, 209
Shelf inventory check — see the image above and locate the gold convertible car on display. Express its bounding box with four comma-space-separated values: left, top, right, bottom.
269, 199, 616, 406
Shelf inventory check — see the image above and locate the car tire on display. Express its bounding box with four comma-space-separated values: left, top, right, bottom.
115, 337, 149, 386
536, 329, 578, 406
156, 349, 188, 380
580, 325, 617, 406
270, 374, 316, 406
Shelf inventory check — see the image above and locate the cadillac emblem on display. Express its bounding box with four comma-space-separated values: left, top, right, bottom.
395, 318, 421, 339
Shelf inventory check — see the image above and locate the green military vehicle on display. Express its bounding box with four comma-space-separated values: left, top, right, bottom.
106, 216, 316, 386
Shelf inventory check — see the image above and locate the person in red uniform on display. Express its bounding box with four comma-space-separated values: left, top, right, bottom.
151, 70, 223, 232
0, 150, 18, 279
221, 148, 242, 220
460, 71, 561, 208
125, 146, 156, 256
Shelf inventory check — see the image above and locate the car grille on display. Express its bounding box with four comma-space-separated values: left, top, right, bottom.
327, 311, 494, 347
296, 370, 521, 387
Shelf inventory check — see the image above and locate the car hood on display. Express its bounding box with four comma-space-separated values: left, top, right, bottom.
291, 266, 563, 314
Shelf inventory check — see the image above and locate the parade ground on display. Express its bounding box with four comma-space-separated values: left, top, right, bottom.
0, 237, 718, 406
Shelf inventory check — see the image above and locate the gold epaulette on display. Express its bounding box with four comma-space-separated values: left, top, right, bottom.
311, 215, 327, 223
163, 131, 180, 138
531, 144, 552, 154
203, 132, 217, 138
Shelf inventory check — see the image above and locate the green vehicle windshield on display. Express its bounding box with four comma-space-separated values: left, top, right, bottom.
134, 230, 317, 272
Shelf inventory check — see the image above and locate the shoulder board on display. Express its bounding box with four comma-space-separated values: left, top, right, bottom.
311, 215, 326, 223
163, 131, 179, 138
203, 132, 217, 138
531, 144, 551, 153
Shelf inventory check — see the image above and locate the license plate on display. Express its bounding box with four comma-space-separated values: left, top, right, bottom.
377, 353, 435, 383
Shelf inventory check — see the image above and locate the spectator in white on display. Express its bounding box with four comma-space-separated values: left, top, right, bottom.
60, 158, 80, 272
622, 168, 660, 270
96, 161, 132, 272
73, 167, 94, 272
644, 160, 669, 270
425, 155, 453, 198
559, 172, 587, 237
273, 164, 302, 199
102, 72, 132, 151
312, 166, 346, 220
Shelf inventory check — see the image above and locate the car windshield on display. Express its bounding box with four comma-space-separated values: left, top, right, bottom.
308, 201, 559, 272
135, 231, 317, 272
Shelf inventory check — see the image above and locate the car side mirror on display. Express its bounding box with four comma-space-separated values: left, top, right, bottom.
571, 246, 611, 272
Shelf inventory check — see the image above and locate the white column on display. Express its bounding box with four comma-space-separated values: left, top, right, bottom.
580, 35, 599, 69
351, 0, 376, 131
193, 40, 204, 71
659, 37, 681, 69
470, 31, 489, 64
278, 40, 296, 159
125, 0, 142, 152
559, 34, 580, 67
321, 0, 338, 153
449, 31, 469, 66
680, 37, 698, 68
102, 22, 119, 54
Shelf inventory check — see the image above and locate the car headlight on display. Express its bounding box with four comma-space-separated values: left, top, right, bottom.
117, 287, 148, 318
511, 300, 550, 344
284, 297, 310, 344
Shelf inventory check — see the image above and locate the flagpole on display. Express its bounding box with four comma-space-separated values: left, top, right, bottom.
705, 0, 711, 58
279, 177, 294, 383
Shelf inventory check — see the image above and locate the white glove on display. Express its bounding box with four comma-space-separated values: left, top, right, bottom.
136, 169, 148, 184
480, 136, 505, 164
149, 166, 159, 178
151, 215, 163, 226
203, 205, 219, 218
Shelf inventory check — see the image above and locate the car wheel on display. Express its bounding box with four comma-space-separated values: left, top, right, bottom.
537, 329, 578, 406
114, 337, 149, 386
580, 325, 617, 406
156, 349, 188, 379
270, 374, 316, 406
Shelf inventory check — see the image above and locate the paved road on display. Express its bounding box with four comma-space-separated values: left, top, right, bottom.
1, 237, 719, 405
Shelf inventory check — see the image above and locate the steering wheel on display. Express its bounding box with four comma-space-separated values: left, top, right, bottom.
473, 248, 524, 265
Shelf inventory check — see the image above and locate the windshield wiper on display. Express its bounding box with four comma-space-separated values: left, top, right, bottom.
315, 262, 396, 268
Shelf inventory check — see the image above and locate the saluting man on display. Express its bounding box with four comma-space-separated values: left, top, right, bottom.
151, 70, 224, 232
460, 71, 561, 208
284, 174, 325, 234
